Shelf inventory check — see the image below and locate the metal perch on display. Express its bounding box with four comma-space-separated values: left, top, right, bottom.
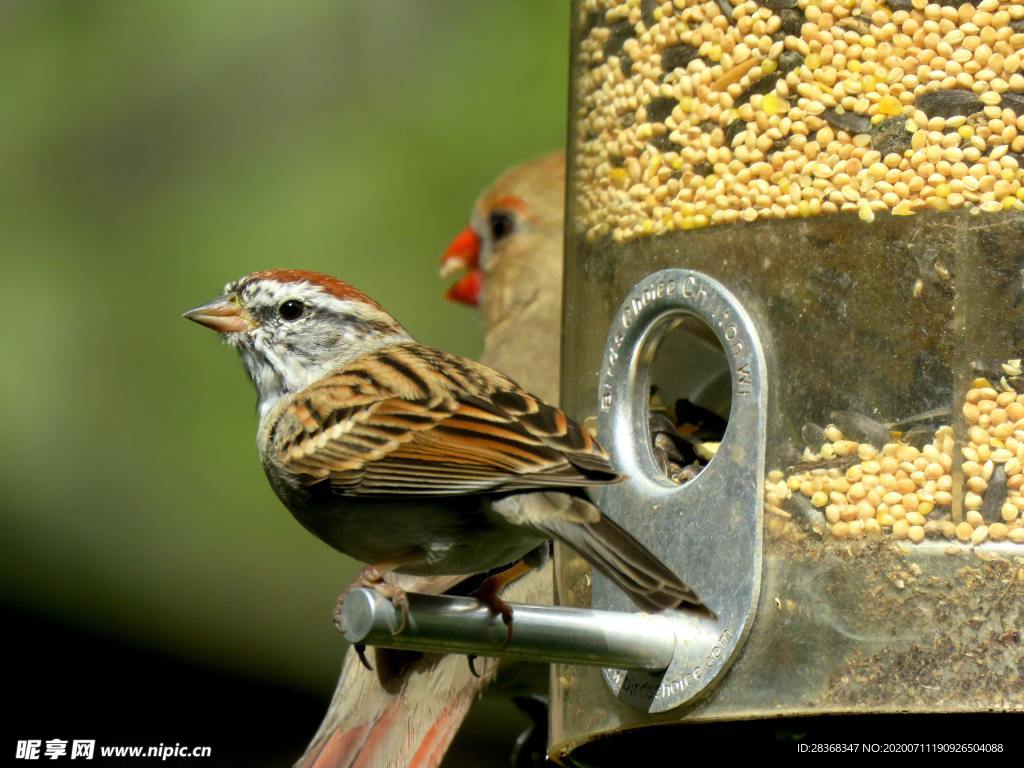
338, 588, 718, 671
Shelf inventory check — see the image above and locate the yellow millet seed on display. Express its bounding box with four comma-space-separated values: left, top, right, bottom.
1001, 502, 1019, 522
955, 522, 974, 542
988, 522, 1009, 541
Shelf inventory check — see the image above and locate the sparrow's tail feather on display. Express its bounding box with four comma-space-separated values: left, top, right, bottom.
537, 496, 707, 614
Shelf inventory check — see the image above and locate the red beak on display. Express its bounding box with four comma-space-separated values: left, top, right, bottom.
440, 226, 482, 307
445, 269, 483, 306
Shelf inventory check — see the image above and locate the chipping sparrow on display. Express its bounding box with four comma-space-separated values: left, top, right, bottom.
300, 154, 569, 768
185, 269, 703, 622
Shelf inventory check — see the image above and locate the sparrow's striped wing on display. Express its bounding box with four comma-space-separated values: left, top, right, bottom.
268, 344, 620, 496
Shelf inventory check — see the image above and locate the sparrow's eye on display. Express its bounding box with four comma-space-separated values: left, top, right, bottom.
488, 211, 516, 242
278, 300, 305, 321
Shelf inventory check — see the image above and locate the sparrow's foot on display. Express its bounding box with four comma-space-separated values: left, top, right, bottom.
381, 587, 411, 635
471, 559, 532, 650
333, 564, 411, 636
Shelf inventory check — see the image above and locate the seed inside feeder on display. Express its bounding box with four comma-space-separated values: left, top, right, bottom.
575, 0, 1024, 241
769, 368, 1024, 546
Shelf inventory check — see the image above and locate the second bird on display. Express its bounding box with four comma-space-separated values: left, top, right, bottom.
184, 269, 703, 617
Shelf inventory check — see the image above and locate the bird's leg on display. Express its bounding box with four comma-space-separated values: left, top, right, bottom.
470, 552, 541, 652
333, 560, 414, 637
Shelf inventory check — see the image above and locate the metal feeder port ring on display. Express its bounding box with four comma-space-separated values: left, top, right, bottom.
592, 268, 767, 713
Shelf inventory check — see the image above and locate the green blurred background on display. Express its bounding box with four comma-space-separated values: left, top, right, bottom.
2, 1, 567, 763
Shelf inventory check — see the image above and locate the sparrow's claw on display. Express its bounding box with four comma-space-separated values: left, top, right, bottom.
354, 643, 373, 671
387, 589, 411, 635
471, 566, 523, 650
467, 654, 481, 678
493, 598, 515, 650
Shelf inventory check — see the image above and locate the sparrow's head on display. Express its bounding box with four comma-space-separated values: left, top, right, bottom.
440, 152, 565, 308
185, 269, 411, 412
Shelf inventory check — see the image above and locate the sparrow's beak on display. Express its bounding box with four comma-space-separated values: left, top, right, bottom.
183, 296, 251, 333
440, 226, 483, 307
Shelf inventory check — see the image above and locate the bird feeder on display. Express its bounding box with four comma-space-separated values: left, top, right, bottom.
549, 0, 1024, 758
339, 1, 1024, 759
